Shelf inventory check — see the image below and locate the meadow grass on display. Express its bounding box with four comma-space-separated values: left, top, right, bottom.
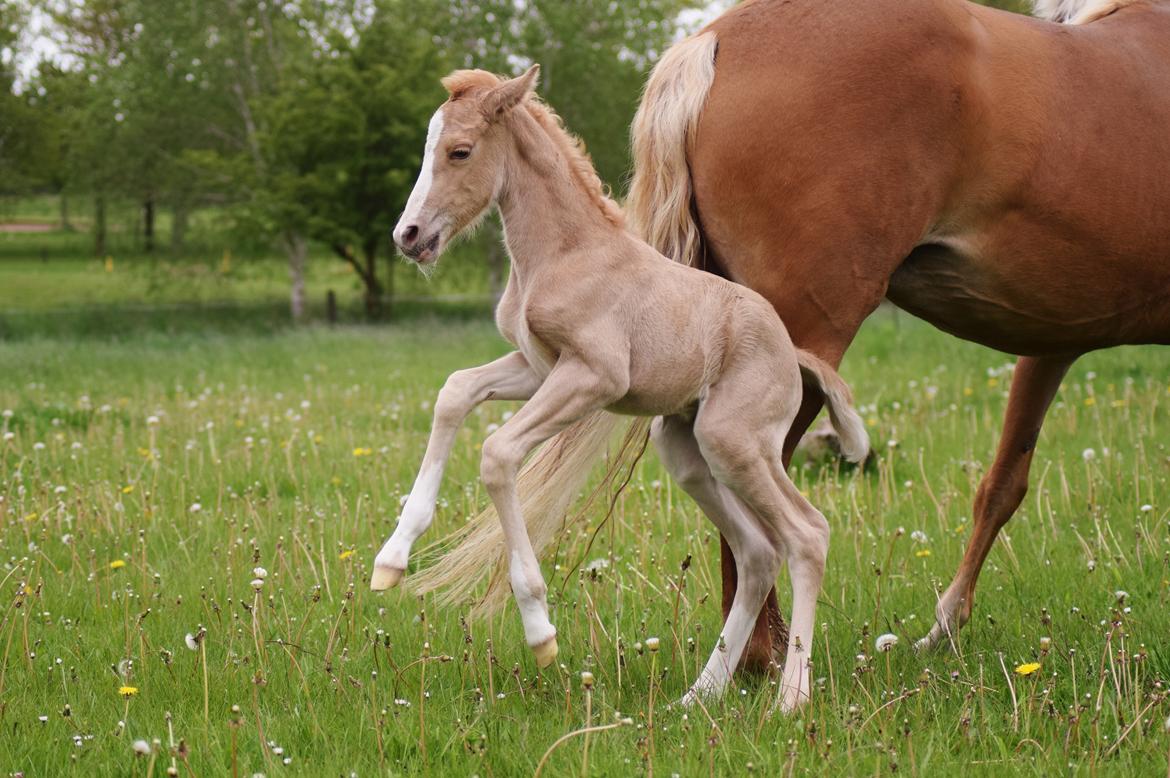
1, 309, 1169, 776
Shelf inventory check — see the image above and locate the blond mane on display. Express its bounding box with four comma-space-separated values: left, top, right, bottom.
442, 69, 624, 228
1032, 0, 1144, 23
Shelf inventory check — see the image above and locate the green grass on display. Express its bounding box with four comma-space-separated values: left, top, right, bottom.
2, 307, 1168, 776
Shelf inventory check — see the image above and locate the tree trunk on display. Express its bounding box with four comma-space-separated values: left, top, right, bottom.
171, 203, 189, 252
59, 192, 73, 232
143, 197, 155, 252
284, 231, 308, 322
94, 194, 107, 257
362, 240, 382, 318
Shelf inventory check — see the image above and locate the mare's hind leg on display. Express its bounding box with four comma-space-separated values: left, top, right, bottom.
916, 356, 1072, 650
652, 415, 783, 701
691, 383, 830, 712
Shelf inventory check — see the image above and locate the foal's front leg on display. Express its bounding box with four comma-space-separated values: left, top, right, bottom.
479, 361, 624, 667
371, 352, 542, 590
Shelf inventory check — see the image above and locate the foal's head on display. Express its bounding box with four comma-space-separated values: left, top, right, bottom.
392, 66, 540, 265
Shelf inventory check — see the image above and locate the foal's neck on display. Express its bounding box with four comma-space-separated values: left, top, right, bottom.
495, 109, 616, 277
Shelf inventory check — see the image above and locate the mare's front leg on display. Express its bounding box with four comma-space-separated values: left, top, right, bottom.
480, 360, 626, 667
371, 352, 542, 590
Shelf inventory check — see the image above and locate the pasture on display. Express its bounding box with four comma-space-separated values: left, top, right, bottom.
2, 298, 1169, 775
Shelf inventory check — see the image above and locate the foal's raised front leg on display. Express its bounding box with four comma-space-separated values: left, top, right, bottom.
371, 352, 542, 590
480, 360, 625, 667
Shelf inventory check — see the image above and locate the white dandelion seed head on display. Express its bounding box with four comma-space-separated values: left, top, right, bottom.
1082, 448, 1096, 462
189, 503, 202, 514
1115, 590, 1129, 603
185, 633, 199, 651
875, 633, 899, 652
132, 739, 151, 755
250, 578, 265, 591
1140, 504, 1153, 513
910, 530, 928, 544
253, 567, 267, 579
146, 415, 160, 426
645, 637, 661, 652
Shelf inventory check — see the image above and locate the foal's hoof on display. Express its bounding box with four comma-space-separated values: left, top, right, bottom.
370, 566, 404, 591
532, 636, 559, 668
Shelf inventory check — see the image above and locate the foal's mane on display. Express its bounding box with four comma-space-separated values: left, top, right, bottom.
442, 69, 625, 228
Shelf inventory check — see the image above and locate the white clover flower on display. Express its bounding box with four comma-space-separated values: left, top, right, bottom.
875, 633, 899, 652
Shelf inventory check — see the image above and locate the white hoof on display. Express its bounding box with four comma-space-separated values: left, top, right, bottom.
532, 636, 559, 668
370, 565, 404, 591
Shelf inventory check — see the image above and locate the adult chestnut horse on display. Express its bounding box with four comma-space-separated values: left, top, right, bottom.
628, 0, 1170, 668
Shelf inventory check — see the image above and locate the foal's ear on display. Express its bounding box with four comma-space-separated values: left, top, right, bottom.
482, 64, 540, 120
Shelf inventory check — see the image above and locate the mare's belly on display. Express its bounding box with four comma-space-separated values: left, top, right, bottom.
887, 242, 1170, 355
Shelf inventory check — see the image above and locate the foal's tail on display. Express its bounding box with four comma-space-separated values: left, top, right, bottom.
627, 30, 718, 268
795, 350, 870, 463
409, 412, 651, 615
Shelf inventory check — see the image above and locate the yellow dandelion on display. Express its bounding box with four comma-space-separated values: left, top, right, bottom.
118, 685, 138, 697
109, 560, 126, 570
1083, 396, 1096, 406
987, 378, 999, 389
23, 512, 38, 522
866, 416, 878, 428
234, 419, 244, 428
330, 476, 342, 486
962, 387, 974, 397
1110, 399, 1127, 408
314, 435, 324, 444
1015, 662, 1041, 676
137, 447, 152, 459
339, 549, 355, 561
915, 549, 931, 558
122, 485, 134, 494
352, 447, 373, 457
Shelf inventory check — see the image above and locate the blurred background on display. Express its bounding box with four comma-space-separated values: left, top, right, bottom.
0, 0, 1030, 335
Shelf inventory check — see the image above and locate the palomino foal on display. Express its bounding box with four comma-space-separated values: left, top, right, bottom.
373, 66, 869, 709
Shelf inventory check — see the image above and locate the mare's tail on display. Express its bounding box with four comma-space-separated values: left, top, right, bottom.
627, 30, 718, 268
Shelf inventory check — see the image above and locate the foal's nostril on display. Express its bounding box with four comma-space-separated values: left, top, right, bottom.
400, 224, 420, 247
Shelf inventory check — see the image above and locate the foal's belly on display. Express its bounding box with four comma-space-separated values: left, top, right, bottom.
887, 241, 1170, 356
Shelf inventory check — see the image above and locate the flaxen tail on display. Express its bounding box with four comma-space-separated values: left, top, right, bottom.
627, 30, 718, 267
409, 412, 650, 614
795, 350, 870, 463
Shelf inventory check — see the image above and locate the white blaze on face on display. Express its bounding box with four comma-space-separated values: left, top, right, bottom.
394, 108, 446, 241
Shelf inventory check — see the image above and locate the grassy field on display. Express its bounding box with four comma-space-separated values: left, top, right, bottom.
2, 299, 1169, 776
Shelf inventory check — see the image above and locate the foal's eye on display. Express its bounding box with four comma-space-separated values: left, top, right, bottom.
449, 147, 471, 161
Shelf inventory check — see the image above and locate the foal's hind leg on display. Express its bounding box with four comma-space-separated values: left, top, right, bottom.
691, 386, 830, 712
652, 415, 783, 701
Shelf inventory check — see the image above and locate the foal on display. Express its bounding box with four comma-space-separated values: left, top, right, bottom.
374, 66, 868, 709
